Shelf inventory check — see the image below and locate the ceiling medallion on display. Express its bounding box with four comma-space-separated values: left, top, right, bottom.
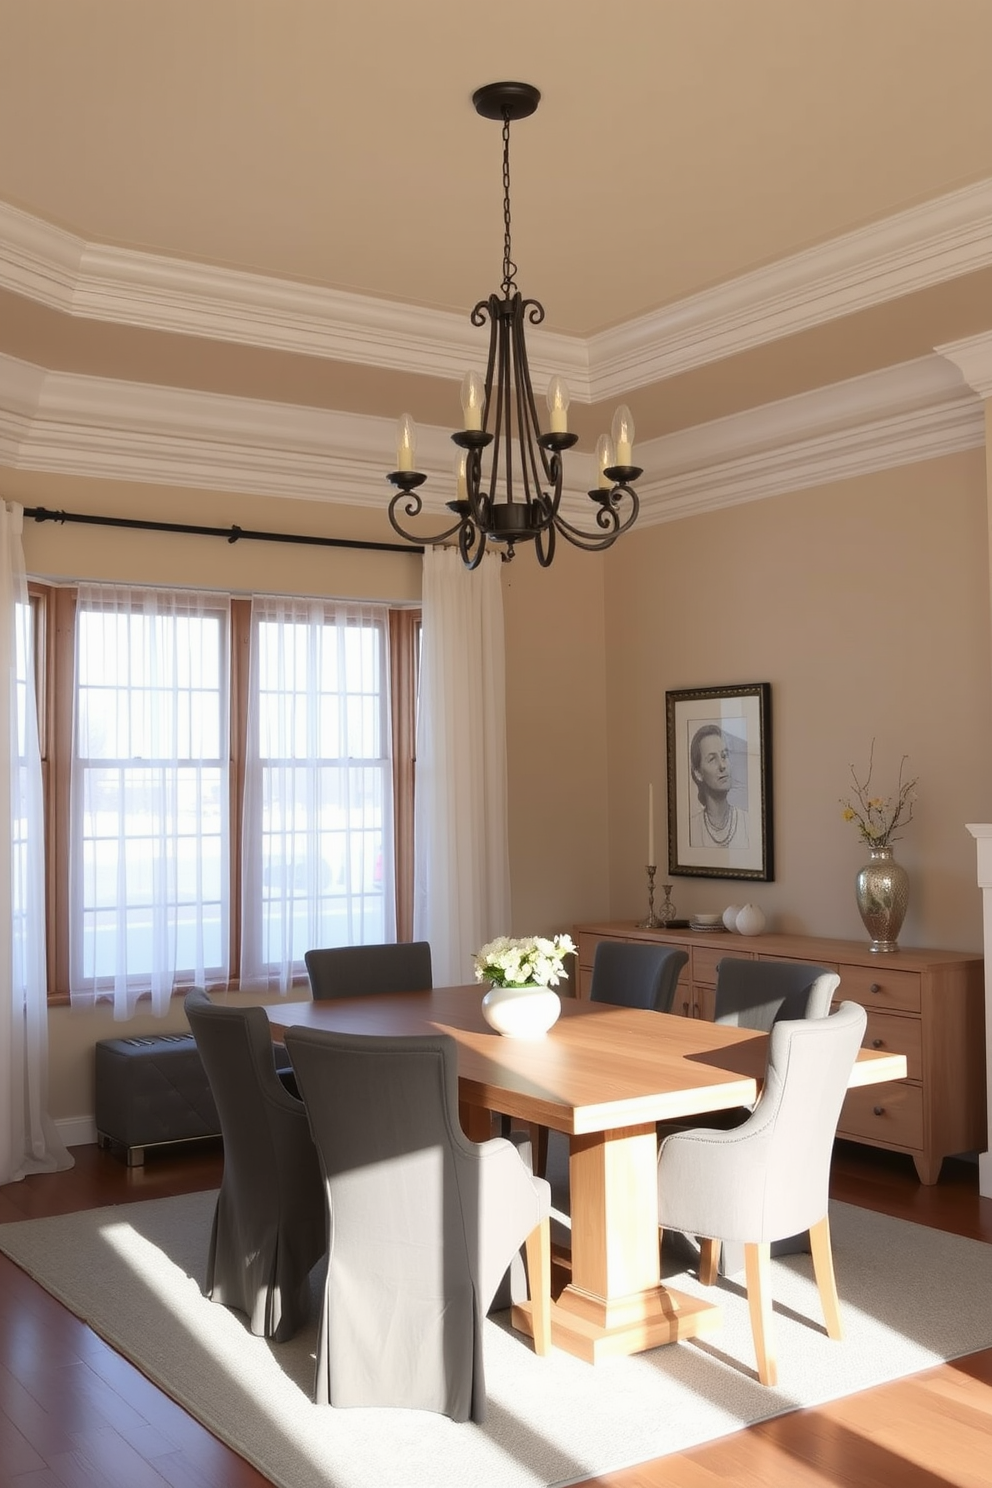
386, 81, 642, 569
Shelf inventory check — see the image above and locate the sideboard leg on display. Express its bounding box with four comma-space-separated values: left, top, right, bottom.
913, 1152, 943, 1184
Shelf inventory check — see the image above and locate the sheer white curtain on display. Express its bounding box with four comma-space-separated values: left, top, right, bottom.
414, 548, 510, 986
69, 585, 230, 1018
0, 504, 71, 1183
240, 596, 395, 995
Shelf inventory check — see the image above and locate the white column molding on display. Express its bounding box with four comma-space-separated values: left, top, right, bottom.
935, 331, 992, 400
966, 824, 992, 1198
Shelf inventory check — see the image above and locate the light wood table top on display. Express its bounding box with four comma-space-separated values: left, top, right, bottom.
267, 987, 906, 1362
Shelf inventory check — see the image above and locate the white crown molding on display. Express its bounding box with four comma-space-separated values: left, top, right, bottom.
0, 201, 589, 393
635, 357, 982, 523
0, 204, 84, 309
0, 352, 46, 466
3, 177, 992, 398
0, 351, 982, 525
591, 177, 992, 398
935, 330, 992, 400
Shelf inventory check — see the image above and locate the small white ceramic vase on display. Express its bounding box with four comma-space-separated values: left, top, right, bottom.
481, 983, 561, 1038
722, 905, 742, 932
735, 903, 767, 936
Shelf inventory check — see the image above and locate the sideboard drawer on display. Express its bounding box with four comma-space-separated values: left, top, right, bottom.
837, 963, 921, 1013
758, 952, 840, 973
577, 931, 615, 969
838, 1080, 924, 1150
576, 931, 623, 997
690, 944, 738, 986
860, 1011, 922, 1082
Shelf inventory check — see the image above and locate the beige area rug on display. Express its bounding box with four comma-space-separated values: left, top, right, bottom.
2, 1190, 992, 1488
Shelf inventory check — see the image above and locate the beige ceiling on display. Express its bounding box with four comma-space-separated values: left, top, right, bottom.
2, 0, 992, 461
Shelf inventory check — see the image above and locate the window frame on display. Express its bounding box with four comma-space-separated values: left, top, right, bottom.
33, 582, 420, 1004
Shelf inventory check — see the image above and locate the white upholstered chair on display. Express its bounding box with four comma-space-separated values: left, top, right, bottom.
657, 1000, 868, 1386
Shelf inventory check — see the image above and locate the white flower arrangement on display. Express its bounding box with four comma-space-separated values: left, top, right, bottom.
473, 933, 577, 990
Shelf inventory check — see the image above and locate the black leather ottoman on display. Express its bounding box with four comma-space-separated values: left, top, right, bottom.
95, 1033, 221, 1166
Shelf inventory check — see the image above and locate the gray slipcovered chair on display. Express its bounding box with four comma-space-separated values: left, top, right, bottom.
661, 959, 840, 1130
183, 988, 325, 1343
712, 956, 837, 1028
304, 940, 433, 999
589, 940, 688, 1012
283, 1024, 552, 1422
657, 999, 868, 1386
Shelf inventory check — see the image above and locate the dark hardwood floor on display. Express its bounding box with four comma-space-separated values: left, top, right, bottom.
1, 1139, 990, 1486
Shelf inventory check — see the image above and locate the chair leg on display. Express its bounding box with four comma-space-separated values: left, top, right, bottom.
744, 1241, 777, 1386
524, 1216, 552, 1357
698, 1236, 720, 1286
809, 1214, 842, 1340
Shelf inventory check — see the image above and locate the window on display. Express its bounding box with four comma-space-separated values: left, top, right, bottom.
240, 597, 395, 993
33, 582, 420, 1007
69, 587, 229, 1016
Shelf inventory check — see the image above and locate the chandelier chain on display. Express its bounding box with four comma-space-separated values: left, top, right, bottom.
501, 110, 517, 298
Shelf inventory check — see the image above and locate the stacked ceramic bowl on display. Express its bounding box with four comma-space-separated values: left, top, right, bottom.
689, 911, 726, 933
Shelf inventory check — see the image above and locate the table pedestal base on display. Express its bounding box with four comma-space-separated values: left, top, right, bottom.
512, 1284, 722, 1363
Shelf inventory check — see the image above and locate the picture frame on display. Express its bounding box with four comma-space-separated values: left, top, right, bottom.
665, 682, 773, 881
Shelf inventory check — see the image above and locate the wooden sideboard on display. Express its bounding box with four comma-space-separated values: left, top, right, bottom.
574, 921, 987, 1185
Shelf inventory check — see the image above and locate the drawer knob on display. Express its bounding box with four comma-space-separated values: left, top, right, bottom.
871, 1038, 884, 1049
869, 983, 881, 994
873, 1105, 885, 1117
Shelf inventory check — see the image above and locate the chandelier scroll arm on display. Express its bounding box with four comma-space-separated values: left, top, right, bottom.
550, 481, 642, 551
386, 482, 474, 549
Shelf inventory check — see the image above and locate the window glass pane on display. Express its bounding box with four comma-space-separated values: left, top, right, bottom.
242, 600, 394, 989
70, 589, 230, 1008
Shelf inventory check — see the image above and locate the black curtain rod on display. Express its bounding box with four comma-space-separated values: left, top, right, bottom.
23, 506, 424, 557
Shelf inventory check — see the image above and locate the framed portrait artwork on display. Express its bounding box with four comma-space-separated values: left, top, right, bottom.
665, 682, 773, 881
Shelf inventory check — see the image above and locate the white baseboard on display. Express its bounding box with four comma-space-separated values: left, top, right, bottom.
59, 1116, 97, 1148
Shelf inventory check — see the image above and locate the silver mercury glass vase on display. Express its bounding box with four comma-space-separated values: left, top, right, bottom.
855, 844, 909, 953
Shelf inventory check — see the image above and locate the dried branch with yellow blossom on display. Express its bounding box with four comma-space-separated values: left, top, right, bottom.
840, 741, 917, 848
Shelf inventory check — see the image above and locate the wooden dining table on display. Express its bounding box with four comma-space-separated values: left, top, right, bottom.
266, 986, 907, 1363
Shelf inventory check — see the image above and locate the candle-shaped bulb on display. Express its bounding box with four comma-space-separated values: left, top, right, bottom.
460, 370, 485, 432
596, 433, 615, 490
396, 412, 417, 472
454, 452, 468, 500
546, 374, 570, 434
612, 404, 634, 466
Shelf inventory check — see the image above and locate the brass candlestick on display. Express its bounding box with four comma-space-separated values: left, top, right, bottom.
638, 865, 664, 929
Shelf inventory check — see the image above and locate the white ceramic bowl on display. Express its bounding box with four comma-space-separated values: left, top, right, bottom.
481, 984, 562, 1038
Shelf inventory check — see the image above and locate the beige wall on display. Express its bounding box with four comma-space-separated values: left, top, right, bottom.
9, 449, 992, 1127
501, 542, 611, 941
601, 448, 992, 950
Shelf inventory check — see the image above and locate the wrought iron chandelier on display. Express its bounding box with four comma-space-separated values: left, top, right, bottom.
386, 81, 642, 569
